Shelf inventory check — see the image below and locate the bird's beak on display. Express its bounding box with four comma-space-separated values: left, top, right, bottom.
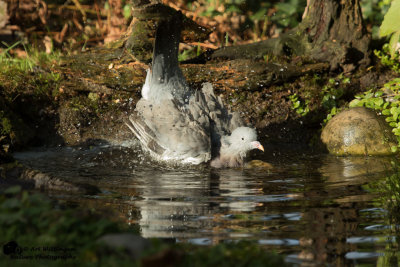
252, 141, 264, 152
258, 144, 264, 152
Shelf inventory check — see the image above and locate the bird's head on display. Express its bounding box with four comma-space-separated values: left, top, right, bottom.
228, 127, 264, 156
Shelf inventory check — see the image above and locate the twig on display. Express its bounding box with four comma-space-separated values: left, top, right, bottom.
71, 0, 87, 20
187, 42, 218, 50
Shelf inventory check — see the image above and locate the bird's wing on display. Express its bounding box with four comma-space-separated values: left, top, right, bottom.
200, 82, 244, 132
128, 98, 211, 164
190, 82, 244, 157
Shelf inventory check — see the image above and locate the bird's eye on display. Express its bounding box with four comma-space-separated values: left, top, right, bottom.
241, 137, 244, 140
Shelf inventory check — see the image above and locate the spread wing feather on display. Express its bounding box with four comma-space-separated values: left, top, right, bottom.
128, 98, 211, 164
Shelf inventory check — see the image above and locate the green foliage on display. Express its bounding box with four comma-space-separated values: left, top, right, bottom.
0, 114, 12, 136
0, 186, 139, 266
178, 45, 202, 61
123, 3, 132, 20
291, 74, 349, 120
380, 0, 400, 57
289, 93, 310, 116
361, 0, 392, 38
375, 43, 400, 72
350, 78, 400, 151
370, 159, 400, 229
0, 42, 63, 95
0, 41, 34, 72
363, 160, 400, 266
321, 74, 350, 124
180, 241, 287, 267
0, 186, 123, 247
0, 41, 61, 73
272, 0, 306, 29
323, 106, 339, 125
321, 76, 348, 110
190, 0, 306, 38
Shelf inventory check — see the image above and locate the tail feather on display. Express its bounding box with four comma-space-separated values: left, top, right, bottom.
144, 11, 189, 103
151, 12, 183, 83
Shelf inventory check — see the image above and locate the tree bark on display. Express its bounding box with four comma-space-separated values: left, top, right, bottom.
212, 0, 370, 72
120, 2, 211, 63
299, 0, 370, 72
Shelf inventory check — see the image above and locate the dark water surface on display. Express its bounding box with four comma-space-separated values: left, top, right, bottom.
14, 144, 400, 266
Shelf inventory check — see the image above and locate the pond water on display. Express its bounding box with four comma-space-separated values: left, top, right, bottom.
14, 143, 400, 266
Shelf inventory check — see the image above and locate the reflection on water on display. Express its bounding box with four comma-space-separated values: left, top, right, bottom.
14, 145, 400, 266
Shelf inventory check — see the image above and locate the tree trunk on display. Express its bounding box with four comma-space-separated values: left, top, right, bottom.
120, 2, 211, 63
212, 0, 370, 72
299, 0, 370, 72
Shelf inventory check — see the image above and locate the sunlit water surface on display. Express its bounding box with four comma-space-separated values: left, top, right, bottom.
14, 143, 400, 266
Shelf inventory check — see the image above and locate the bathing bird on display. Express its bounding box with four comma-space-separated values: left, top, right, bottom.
126, 11, 264, 167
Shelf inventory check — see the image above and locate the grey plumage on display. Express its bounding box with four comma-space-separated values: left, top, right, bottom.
126, 11, 263, 167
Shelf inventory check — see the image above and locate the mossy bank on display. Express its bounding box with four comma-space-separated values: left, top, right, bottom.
2, 45, 399, 162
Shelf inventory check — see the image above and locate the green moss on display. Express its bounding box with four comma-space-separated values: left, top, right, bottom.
0, 46, 66, 150
124, 20, 153, 62
69, 94, 103, 116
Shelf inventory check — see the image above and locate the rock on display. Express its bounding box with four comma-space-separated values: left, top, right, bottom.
3, 166, 100, 194
244, 160, 274, 170
97, 233, 151, 259
319, 156, 393, 185
58, 103, 87, 145
321, 107, 397, 156
57, 101, 131, 146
